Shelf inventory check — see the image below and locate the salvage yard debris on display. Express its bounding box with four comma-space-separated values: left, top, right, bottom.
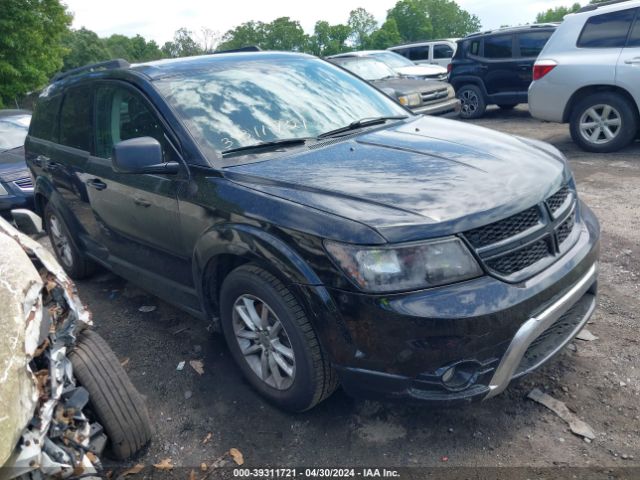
153, 458, 174, 471
190, 359, 205, 375
576, 328, 598, 342
230, 448, 245, 466
527, 388, 596, 440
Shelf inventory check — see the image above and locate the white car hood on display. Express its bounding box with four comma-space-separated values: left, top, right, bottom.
396, 64, 447, 77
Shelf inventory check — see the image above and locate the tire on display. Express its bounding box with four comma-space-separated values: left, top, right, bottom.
220, 264, 338, 412
457, 84, 487, 119
69, 330, 152, 460
44, 203, 96, 279
569, 92, 638, 153
498, 104, 517, 110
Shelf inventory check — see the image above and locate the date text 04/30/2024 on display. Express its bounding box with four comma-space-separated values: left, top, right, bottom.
233, 468, 400, 478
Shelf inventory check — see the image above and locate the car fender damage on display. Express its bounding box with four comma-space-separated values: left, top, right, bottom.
0, 216, 102, 478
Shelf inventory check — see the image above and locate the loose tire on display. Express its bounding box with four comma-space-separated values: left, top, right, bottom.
220, 265, 337, 412
498, 104, 517, 110
69, 330, 152, 460
569, 92, 638, 153
457, 84, 487, 119
44, 203, 95, 279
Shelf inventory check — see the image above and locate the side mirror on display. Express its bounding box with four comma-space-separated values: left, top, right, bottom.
112, 137, 180, 174
11, 209, 44, 236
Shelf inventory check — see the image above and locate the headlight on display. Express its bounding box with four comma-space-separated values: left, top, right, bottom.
398, 93, 421, 107
0, 183, 8, 196
447, 84, 455, 98
324, 237, 483, 293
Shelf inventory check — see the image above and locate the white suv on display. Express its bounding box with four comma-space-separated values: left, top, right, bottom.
388, 40, 458, 68
529, 0, 640, 152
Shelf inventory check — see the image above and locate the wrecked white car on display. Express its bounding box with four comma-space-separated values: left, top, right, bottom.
0, 213, 151, 479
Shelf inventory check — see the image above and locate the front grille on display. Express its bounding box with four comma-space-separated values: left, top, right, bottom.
13, 177, 33, 191
463, 184, 578, 280
420, 88, 449, 104
515, 292, 594, 376
485, 238, 551, 275
465, 206, 541, 249
546, 185, 570, 215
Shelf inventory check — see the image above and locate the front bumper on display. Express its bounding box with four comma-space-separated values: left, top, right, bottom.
310, 204, 599, 405
412, 98, 461, 117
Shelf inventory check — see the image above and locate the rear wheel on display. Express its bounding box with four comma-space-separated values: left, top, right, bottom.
69, 329, 152, 460
220, 265, 338, 412
457, 84, 486, 119
569, 92, 638, 153
44, 203, 95, 279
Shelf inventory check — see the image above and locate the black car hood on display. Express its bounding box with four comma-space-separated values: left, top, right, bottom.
371, 78, 447, 95
0, 146, 27, 173
223, 116, 567, 243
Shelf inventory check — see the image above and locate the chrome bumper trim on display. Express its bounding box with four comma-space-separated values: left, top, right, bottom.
484, 262, 598, 399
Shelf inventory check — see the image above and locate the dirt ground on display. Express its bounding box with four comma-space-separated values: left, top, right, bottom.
58, 106, 640, 476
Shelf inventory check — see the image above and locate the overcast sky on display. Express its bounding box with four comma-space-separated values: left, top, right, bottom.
62, 0, 582, 45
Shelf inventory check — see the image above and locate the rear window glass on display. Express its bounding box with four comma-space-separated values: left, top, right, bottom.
434, 44, 454, 59
518, 31, 553, 57
628, 16, 640, 47
577, 9, 635, 48
59, 86, 93, 151
484, 35, 513, 58
30, 95, 61, 142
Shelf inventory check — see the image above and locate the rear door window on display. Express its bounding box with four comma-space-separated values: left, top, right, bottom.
628, 12, 640, 47
94, 84, 173, 161
408, 46, 430, 61
484, 35, 514, 58
30, 95, 61, 142
59, 86, 93, 151
577, 8, 635, 48
518, 31, 553, 57
433, 44, 454, 59
392, 47, 411, 59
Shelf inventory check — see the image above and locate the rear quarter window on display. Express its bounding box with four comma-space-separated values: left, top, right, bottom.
434, 44, 454, 59
30, 95, 61, 142
577, 8, 636, 48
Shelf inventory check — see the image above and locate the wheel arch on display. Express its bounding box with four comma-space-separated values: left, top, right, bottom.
562, 85, 640, 123
450, 76, 488, 97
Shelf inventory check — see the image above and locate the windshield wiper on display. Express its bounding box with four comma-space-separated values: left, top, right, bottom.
317, 116, 408, 140
222, 138, 310, 156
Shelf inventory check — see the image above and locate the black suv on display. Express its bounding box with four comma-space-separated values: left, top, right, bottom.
449, 24, 557, 119
27, 53, 599, 412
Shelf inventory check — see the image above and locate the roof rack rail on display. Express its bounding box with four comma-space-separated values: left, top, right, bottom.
464, 22, 560, 38
52, 59, 130, 82
577, 0, 632, 13
213, 45, 261, 54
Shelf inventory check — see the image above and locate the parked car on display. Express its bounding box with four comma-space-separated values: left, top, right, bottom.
329, 56, 460, 117
388, 39, 459, 68
0, 110, 34, 215
0, 211, 151, 477
328, 50, 448, 80
529, 1, 640, 153
449, 24, 558, 118
27, 53, 599, 412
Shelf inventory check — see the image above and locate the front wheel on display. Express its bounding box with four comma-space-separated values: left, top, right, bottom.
220, 265, 337, 412
457, 84, 487, 119
569, 92, 638, 153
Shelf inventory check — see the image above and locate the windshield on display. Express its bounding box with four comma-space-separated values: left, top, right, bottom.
338, 59, 398, 81
155, 56, 407, 165
0, 115, 30, 151
371, 52, 415, 68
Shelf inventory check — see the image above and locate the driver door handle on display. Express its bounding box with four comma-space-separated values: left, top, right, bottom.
86, 179, 107, 191
134, 197, 151, 208
624, 57, 640, 65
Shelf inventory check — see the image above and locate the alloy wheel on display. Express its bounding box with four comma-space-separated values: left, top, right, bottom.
49, 214, 73, 268
231, 294, 296, 390
460, 89, 479, 116
579, 104, 622, 145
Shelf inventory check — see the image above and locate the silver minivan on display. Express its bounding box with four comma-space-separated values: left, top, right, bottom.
388, 40, 458, 68
529, 0, 640, 152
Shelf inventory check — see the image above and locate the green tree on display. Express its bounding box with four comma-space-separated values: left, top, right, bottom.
308, 21, 351, 56
262, 17, 308, 51
348, 8, 378, 49
217, 21, 267, 51
367, 19, 403, 49
0, 0, 72, 106
62, 28, 110, 71
387, 0, 432, 43
535, 3, 581, 23
161, 28, 203, 58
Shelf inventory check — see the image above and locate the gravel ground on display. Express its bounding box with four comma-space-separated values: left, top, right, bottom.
56, 106, 640, 477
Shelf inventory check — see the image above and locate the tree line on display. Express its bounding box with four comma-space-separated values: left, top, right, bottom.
0, 0, 618, 107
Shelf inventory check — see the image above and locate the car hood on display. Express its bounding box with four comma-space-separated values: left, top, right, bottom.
371, 78, 449, 95
223, 116, 567, 243
0, 146, 27, 173
395, 64, 447, 77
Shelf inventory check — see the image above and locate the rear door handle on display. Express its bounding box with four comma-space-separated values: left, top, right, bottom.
133, 197, 151, 208
33, 155, 49, 167
86, 179, 107, 191
624, 57, 640, 65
